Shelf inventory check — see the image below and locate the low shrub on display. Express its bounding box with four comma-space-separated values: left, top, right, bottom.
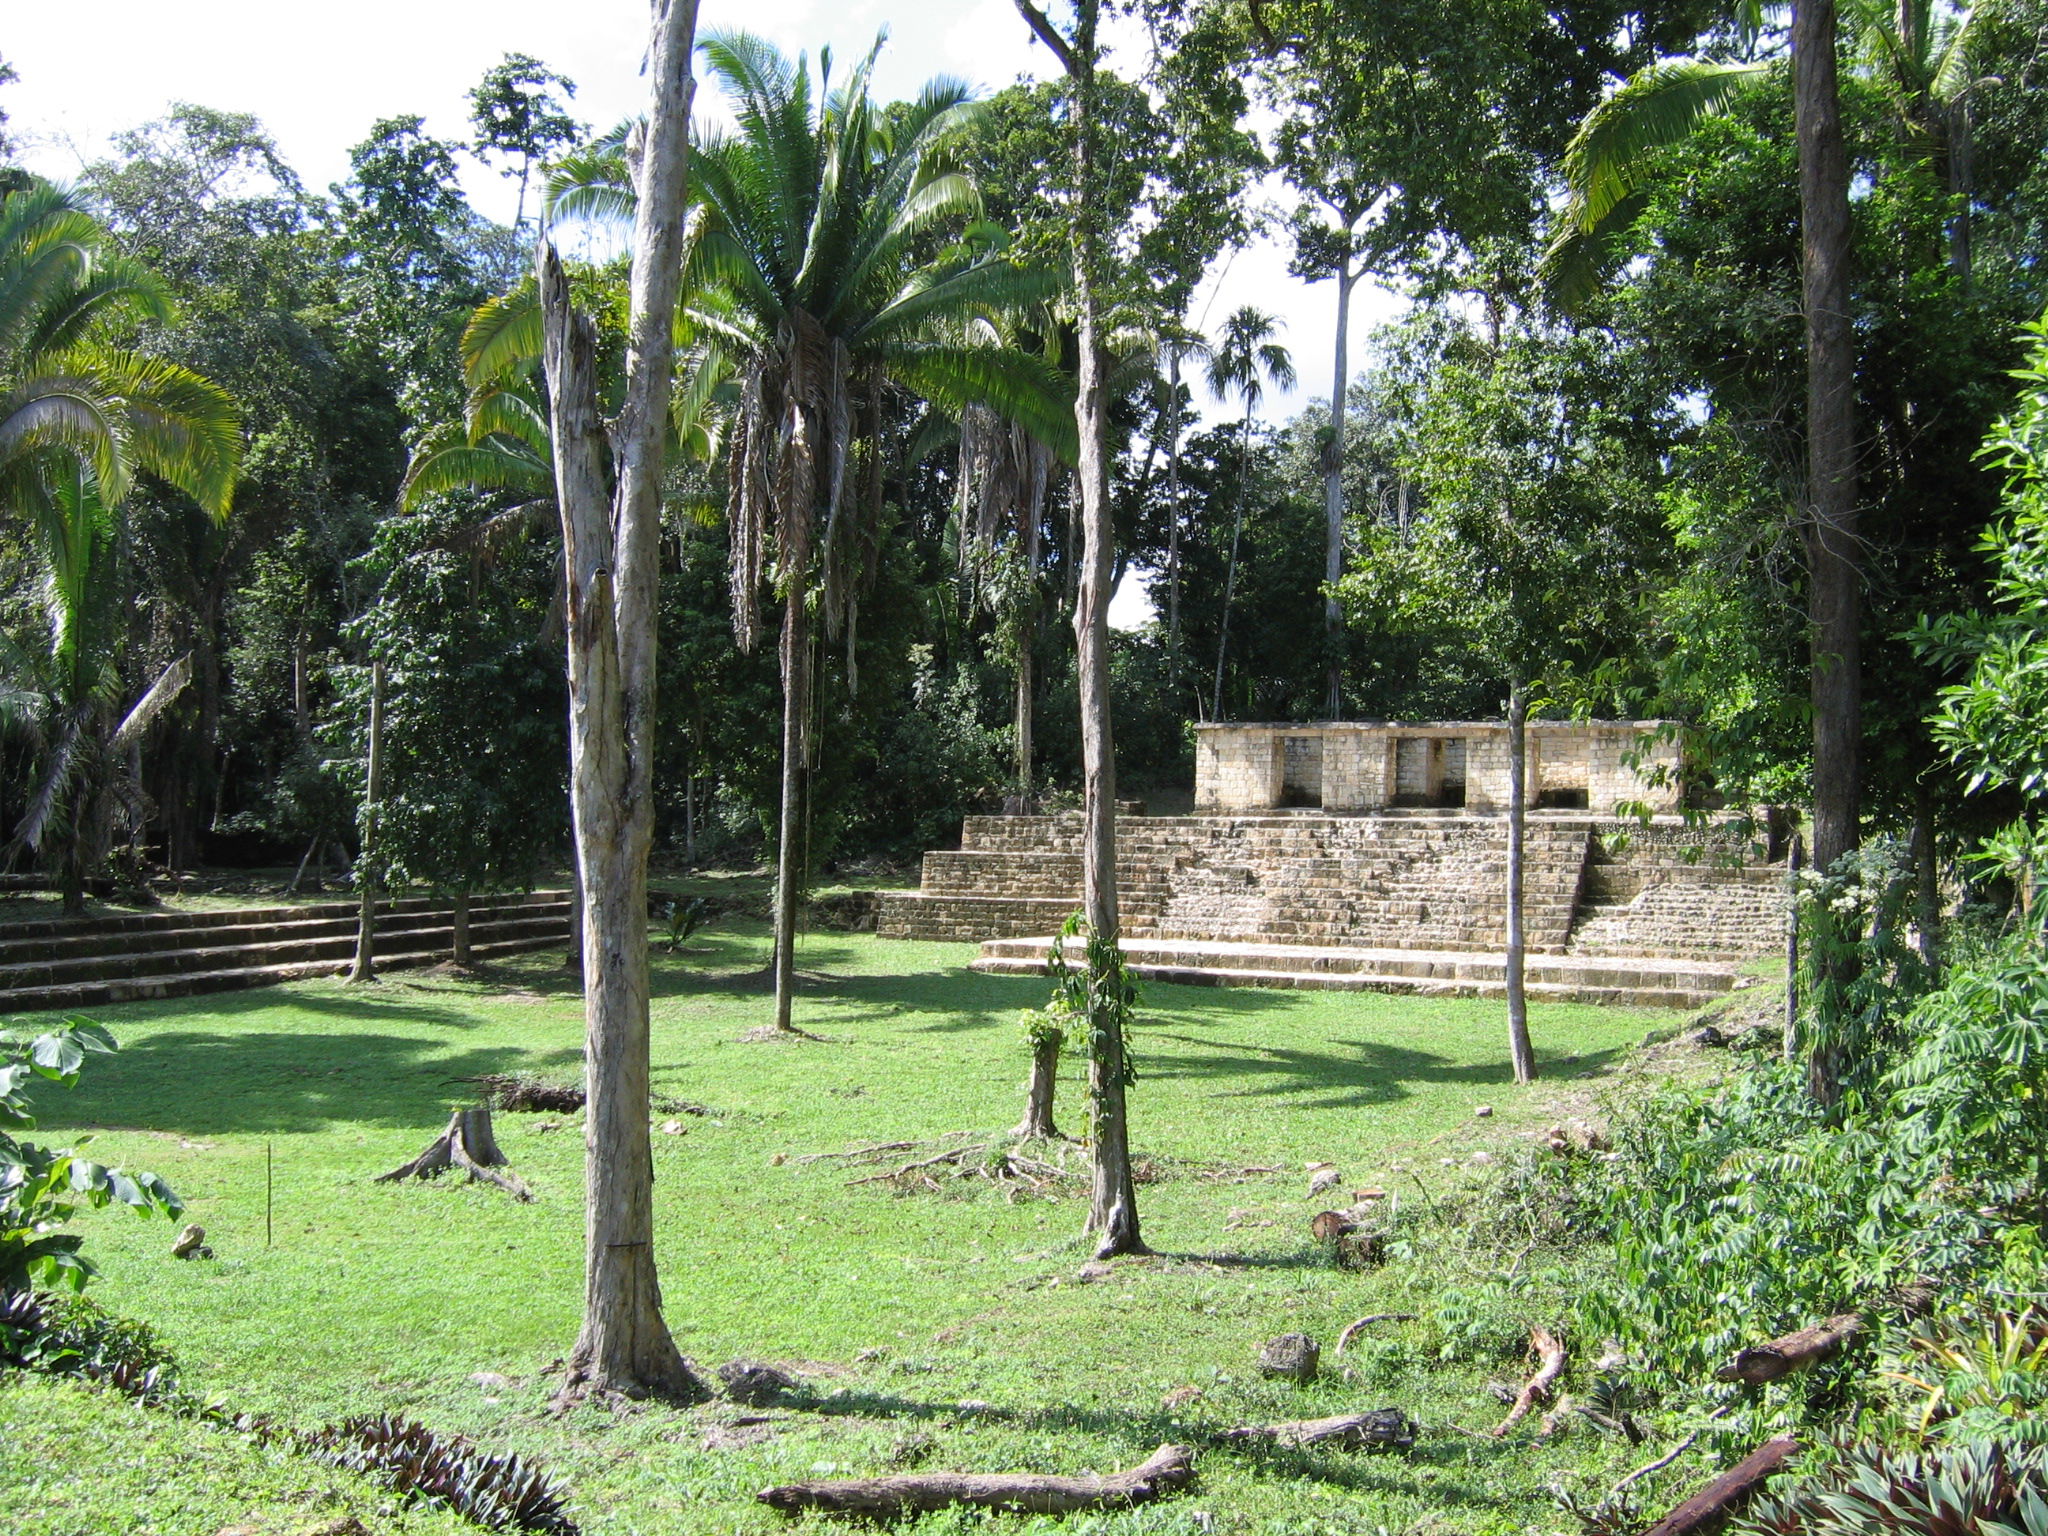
301, 1413, 577, 1535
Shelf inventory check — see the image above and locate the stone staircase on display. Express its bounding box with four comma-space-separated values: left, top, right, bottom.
879, 810, 1789, 1008
972, 936, 1744, 1010
0, 891, 573, 1014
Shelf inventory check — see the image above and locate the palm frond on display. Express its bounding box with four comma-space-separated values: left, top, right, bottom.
108, 653, 192, 754
1557, 59, 1770, 235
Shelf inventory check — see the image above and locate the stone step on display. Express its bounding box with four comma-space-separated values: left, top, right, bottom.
0, 900, 571, 969
0, 911, 569, 992
0, 932, 564, 1015
970, 937, 1735, 1009
0, 892, 568, 965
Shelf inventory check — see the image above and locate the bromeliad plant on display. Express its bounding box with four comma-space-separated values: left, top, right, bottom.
0, 1018, 180, 1292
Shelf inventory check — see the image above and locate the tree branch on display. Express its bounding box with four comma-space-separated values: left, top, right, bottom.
1013, 0, 1080, 77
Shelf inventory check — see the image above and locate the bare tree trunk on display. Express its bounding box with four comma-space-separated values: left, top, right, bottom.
1794, 0, 1861, 1106
1016, 0, 1143, 1260
1912, 781, 1941, 969
1505, 686, 1534, 1084
539, 0, 704, 1407
452, 887, 472, 966
349, 658, 385, 984
683, 773, 696, 866
1322, 256, 1355, 720
1784, 833, 1803, 1058
1212, 408, 1253, 721
1164, 352, 1186, 677
1015, 622, 1035, 796
771, 585, 810, 1033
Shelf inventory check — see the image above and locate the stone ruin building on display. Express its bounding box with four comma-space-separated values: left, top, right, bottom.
878, 719, 1789, 1009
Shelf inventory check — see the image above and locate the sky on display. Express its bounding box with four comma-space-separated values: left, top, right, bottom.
6, 0, 1409, 622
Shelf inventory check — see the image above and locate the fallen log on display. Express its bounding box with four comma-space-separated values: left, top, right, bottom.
377, 1107, 533, 1201
756, 1442, 1195, 1517
1491, 1326, 1567, 1437
1713, 1314, 1863, 1386
1336, 1313, 1418, 1352
1221, 1409, 1414, 1452
1639, 1435, 1798, 1536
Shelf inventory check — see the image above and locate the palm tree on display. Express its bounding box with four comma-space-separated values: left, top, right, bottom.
2, 464, 195, 913
0, 180, 240, 908
1205, 306, 1295, 720
1151, 323, 1209, 689
558, 33, 1065, 1033
0, 181, 239, 525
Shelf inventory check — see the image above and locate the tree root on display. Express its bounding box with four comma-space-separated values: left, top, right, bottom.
1335, 1313, 1418, 1353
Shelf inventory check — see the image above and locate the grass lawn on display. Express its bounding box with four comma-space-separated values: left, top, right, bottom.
16, 923, 1699, 1535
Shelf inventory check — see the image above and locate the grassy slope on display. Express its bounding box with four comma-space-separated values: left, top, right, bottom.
22, 925, 1687, 1535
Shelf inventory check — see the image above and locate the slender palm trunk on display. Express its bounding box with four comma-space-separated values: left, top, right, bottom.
1322, 258, 1355, 720
349, 659, 385, 983
1794, 0, 1860, 1105
1164, 355, 1186, 678
452, 887, 472, 966
540, 0, 703, 1406
1211, 408, 1254, 721
771, 585, 810, 1032
1505, 686, 1534, 1084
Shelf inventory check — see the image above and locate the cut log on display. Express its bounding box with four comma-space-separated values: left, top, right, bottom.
1222, 1409, 1414, 1451
1713, 1314, 1862, 1386
757, 1442, 1195, 1517
1491, 1325, 1566, 1437
377, 1107, 533, 1201
1640, 1435, 1798, 1536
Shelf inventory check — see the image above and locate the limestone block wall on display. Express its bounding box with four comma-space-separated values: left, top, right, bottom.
1194, 720, 1684, 815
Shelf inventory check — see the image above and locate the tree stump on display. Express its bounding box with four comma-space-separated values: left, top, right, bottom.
377, 1107, 533, 1201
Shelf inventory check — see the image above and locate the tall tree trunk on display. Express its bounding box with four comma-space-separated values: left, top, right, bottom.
452, 887, 472, 966
1794, 0, 1861, 1106
1016, 0, 1144, 1260
1211, 408, 1254, 721
1164, 353, 1186, 679
771, 585, 810, 1033
1015, 617, 1036, 796
349, 658, 385, 984
1946, 96, 1973, 281
1912, 780, 1941, 969
1505, 686, 1535, 1084
539, 0, 703, 1407
1322, 256, 1355, 720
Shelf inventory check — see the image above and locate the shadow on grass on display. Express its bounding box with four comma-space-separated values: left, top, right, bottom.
1146, 1032, 1628, 1109
52, 1023, 581, 1137
779, 1385, 1523, 1506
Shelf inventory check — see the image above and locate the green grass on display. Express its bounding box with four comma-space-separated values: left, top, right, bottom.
18, 924, 1694, 1535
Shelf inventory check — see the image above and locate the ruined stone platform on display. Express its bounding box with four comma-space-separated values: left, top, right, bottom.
878, 809, 1786, 1009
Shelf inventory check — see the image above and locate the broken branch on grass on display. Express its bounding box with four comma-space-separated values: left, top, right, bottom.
1491, 1326, 1566, 1437
1336, 1314, 1418, 1353
796, 1132, 1085, 1200
756, 1442, 1196, 1517
1639, 1435, 1798, 1536
1714, 1313, 1863, 1386
1607, 1406, 1732, 1502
